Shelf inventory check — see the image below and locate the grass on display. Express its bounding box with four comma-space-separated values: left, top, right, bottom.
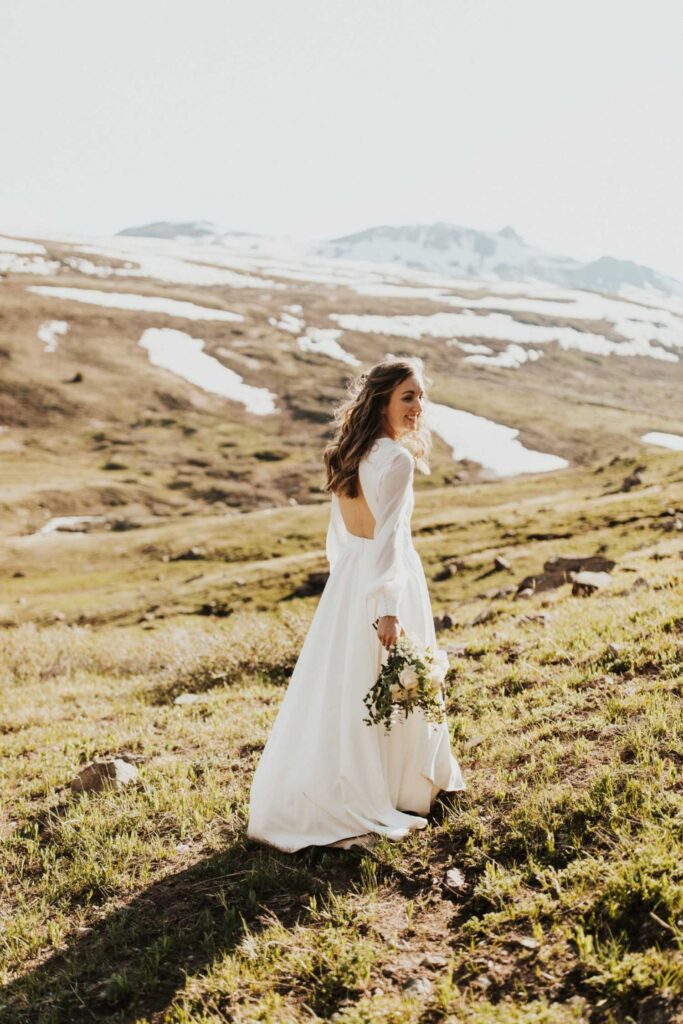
1, 447, 682, 1022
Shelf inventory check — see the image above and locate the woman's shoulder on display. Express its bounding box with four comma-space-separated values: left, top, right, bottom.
365, 437, 413, 461
362, 438, 414, 477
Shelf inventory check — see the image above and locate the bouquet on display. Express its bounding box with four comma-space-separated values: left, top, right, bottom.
363, 632, 450, 733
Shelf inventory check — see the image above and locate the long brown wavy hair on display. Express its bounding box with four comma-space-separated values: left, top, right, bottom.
322, 356, 432, 498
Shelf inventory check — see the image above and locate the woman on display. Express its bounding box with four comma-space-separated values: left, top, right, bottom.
247, 356, 466, 852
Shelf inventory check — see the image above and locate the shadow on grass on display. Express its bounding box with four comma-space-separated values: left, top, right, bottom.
0, 834, 378, 1024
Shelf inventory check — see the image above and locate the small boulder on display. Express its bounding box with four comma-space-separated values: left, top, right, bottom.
434, 613, 454, 633
401, 977, 432, 998
70, 758, 138, 793
544, 554, 615, 574
289, 572, 329, 598
433, 560, 462, 582
444, 867, 466, 891
197, 600, 232, 617
493, 555, 511, 572
171, 547, 205, 561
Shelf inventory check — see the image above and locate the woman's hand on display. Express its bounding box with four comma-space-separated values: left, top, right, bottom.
376, 614, 404, 651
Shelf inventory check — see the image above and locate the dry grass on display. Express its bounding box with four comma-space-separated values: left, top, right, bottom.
1, 446, 682, 1023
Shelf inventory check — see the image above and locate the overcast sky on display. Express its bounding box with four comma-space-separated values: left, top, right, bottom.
2, 0, 682, 278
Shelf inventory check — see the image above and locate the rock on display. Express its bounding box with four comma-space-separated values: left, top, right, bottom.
513, 935, 540, 950
67, 371, 83, 383
70, 758, 139, 793
197, 600, 232, 617
472, 608, 494, 626
421, 953, 450, 968
482, 585, 516, 600
110, 518, 142, 532
51, 611, 66, 621
401, 977, 432, 998
12, 571, 25, 578
544, 554, 616, 574
515, 587, 534, 600
516, 553, 616, 596
234, 577, 245, 587
434, 613, 454, 633
619, 465, 645, 492
515, 573, 562, 595
433, 558, 464, 582
493, 555, 511, 572
571, 571, 612, 596
174, 693, 199, 706
289, 572, 329, 598
444, 867, 466, 890
526, 531, 573, 541
521, 612, 549, 625
632, 576, 650, 591
171, 547, 205, 561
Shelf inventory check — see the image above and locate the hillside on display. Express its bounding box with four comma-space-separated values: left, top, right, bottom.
1, 223, 683, 1022
0, 446, 682, 1023
1, 226, 683, 551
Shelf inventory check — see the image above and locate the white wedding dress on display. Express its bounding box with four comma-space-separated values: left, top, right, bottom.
247, 435, 466, 852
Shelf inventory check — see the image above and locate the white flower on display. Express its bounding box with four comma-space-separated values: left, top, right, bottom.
425, 668, 444, 695
398, 666, 420, 692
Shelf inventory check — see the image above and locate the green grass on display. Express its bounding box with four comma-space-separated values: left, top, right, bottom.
1, 449, 682, 1022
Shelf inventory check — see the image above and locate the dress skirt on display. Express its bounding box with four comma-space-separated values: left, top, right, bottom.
247, 532, 466, 853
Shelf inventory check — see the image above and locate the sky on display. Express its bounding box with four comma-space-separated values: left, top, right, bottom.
1, 0, 682, 279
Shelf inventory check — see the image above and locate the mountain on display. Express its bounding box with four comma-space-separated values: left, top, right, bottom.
313, 222, 683, 299
118, 220, 220, 240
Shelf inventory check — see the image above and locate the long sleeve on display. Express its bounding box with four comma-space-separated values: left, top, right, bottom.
365, 448, 414, 617
325, 493, 346, 572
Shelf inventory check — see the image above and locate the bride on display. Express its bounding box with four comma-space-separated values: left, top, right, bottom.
247, 355, 466, 852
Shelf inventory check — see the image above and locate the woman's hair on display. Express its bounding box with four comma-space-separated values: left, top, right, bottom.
322, 355, 432, 497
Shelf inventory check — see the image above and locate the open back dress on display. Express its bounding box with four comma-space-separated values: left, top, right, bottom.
247, 435, 466, 852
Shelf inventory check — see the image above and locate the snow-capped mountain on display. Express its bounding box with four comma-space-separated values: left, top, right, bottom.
313, 222, 683, 299
117, 220, 683, 299
116, 221, 312, 261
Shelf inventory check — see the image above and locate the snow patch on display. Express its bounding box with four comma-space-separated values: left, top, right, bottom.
464, 344, 544, 369
38, 515, 107, 536
64, 256, 114, 278
330, 311, 678, 363
0, 235, 46, 254
139, 328, 277, 415
640, 431, 683, 451
1, 254, 60, 275
297, 327, 360, 366
27, 286, 244, 322
425, 401, 569, 476
37, 320, 69, 353
269, 311, 306, 334
449, 341, 494, 355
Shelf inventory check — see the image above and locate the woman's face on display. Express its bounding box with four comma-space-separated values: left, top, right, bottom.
383, 373, 425, 438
